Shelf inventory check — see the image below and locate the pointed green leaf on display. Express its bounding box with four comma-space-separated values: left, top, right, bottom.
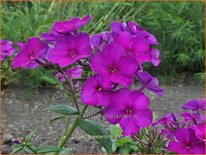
11, 146, 24, 154
40, 74, 59, 84
23, 146, 37, 153
79, 119, 112, 153
43, 105, 79, 115
36, 145, 62, 154
25, 129, 37, 141
59, 148, 72, 154
49, 115, 67, 125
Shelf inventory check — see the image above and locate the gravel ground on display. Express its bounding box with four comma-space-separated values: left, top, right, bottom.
2, 81, 204, 154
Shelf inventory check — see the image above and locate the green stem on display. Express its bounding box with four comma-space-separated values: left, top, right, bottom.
132, 135, 148, 147
58, 67, 80, 112
83, 110, 102, 119
58, 105, 88, 148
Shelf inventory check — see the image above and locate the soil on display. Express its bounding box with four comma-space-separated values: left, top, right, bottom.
2, 81, 204, 154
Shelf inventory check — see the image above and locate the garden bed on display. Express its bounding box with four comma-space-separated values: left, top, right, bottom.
2, 81, 204, 153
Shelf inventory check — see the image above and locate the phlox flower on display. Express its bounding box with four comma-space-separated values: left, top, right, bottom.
52, 15, 92, 33
104, 88, 153, 136
181, 112, 200, 124
152, 113, 177, 127
91, 31, 112, 52
0, 40, 16, 60
12, 37, 48, 69
113, 32, 159, 65
56, 66, 83, 82
110, 21, 133, 34
16, 42, 25, 48
168, 128, 205, 154
90, 43, 137, 87
189, 124, 205, 142
128, 21, 159, 45
48, 33, 91, 67
183, 98, 205, 111
110, 21, 159, 45
81, 74, 114, 107
136, 71, 164, 96
150, 48, 160, 66
41, 30, 65, 43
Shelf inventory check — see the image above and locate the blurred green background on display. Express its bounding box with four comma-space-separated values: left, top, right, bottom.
1, 1, 205, 89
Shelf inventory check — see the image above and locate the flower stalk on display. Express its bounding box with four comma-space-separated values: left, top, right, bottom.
58, 66, 80, 112
58, 105, 88, 148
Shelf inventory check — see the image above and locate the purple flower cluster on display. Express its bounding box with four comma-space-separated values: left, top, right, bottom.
11, 15, 163, 136
12, 15, 92, 69
0, 40, 16, 61
81, 20, 162, 136
153, 99, 205, 154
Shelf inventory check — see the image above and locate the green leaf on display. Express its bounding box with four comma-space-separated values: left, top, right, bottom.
49, 115, 67, 125
43, 105, 79, 115
118, 137, 131, 146
40, 74, 59, 84
36, 145, 62, 154
110, 124, 131, 146
79, 119, 112, 154
23, 146, 37, 153
112, 139, 118, 152
59, 148, 72, 154
110, 124, 122, 137
11, 146, 24, 154
119, 146, 130, 154
25, 129, 37, 141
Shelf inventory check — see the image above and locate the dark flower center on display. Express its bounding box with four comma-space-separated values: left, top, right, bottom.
110, 67, 117, 73
125, 47, 132, 53
96, 86, 102, 92
30, 56, 34, 60
69, 49, 77, 58
185, 145, 191, 149
126, 108, 133, 114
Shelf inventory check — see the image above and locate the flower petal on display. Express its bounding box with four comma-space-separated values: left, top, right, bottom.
134, 109, 153, 127
113, 32, 133, 50
131, 91, 150, 110
119, 117, 140, 136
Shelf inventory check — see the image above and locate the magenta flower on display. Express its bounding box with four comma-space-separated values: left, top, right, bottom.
41, 30, 64, 43
181, 112, 200, 124
16, 41, 25, 48
52, 15, 92, 33
81, 74, 114, 107
190, 124, 205, 142
153, 113, 176, 127
90, 44, 137, 87
104, 88, 153, 136
0, 40, 16, 60
151, 48, 160, 67
110, 21, 159, 45
91, 31, 112, 52
56, 66, 83, 82
0, 53, 4, 61
183, 99, 205, 111
136, 71, 164, 96
113, 32, 152, 64
48, 33, 91, 67
128, 21, 159, 45
12, 37, 48, 69
168, 128, 205, 154
110, 21, 133, 34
